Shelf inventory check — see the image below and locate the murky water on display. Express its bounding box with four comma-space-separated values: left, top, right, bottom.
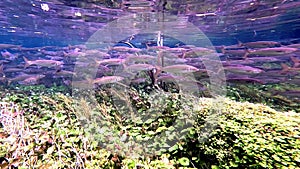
0, 0, 299, 111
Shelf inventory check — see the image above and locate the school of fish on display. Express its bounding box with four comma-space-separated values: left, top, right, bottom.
0, 39, 299, 93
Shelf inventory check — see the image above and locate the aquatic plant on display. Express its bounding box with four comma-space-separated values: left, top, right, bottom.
0, 85, 299, 168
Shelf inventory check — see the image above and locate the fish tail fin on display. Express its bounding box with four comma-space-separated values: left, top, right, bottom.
23, 56, 31, 68
0, 64, 4, 75
291, 56, 300, 67
280, 63, 290, 73
86, 78, 94, 85
7, 79, 12, 85
238, 40, 243, 47
243, 49, 250, 58
145, 42, 150, 49
221, 46, 226, 54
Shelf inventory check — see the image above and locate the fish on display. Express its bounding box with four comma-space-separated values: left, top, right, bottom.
280, 63, 300, 74
125, 63, 157, 73
41, 50, 60, 56
110, 46, 142, 53
276, 90, 300, 97
130, 77, 148, 84
0, 64, 4, 76
161, 64, 200, 73
156, 73, 186, 82
164, 47, 189, 53
63, 50, 84, 58
244, 47, 298, 57
54, 69, 77, 77
1, 50, 18, 60
92, 76, 124, 85
146, 44, 170, 51
238, 41, 281, 48
7, 73, 44, 85
125, 54, 156, 63
23, 56, 63, 68
223, 65, 264, 74
183, 47, 215, 58
286, 43, 300, 49
221, 46, 247, 56
223, 59, 255, 65
247, 57, 282, 63
2, 67, 23, 73
290, 56, 300, 68
226, 76, 264, 84
84, 50, 110, 58
45, 55, 64, 61
0, 44, 21, 49
95, 58, 126, 66
18, 75, 45, 85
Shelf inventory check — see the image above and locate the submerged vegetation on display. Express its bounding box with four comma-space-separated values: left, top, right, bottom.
0, 83, 299, 169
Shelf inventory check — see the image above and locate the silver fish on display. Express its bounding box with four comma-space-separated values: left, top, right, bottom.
95, 58, 125, 66
125, 54, 156, 63
290, 56, 300, 68
161, 64, 199, 73
125, 64, 156, 72
280, 63, 300, 74
0, 44, 21, 49
245, 47, 297, 57
286, 43, 300, 49
183, 47, 215, 58
224, 65, 264, 74
93, 76, 124, 85
54, 69, 77, 77
18, 75, 45, 85
110, 46, 142, 53
1, 50, 18, 60
8, 73, 43, 85
239, 41, 281, 48
23, 56, 63, 68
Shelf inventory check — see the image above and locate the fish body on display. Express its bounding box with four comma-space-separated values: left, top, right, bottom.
125, 64, 156, 72
221, 47, 247, 56
23, 56, 63, 68
0, 64, 4, 76
164, 47, 188, 53
45, 55, 64, 60
146, 45, 170, 51
224, 65, 264, 74
224, 59, 255, 65
247, 57, 282, 63
18, 75, 45, 85
286, 43, 300, 49
3, 67, 23, 73
93, 76, 124, 85
245, 47, 297, 57
41, 50, 60, 56
239, 41, 281, 48
290, 56, 300, 68
54, 69, 77, 77
8, 73, 44, 85
162, 64, 199, 73
125, 55, 156, 63
111, 46, 142, 53
226, 76, 264, 84
183, 47, 215, 58
1, 51, 18, 60
84, 50, 110, 58
0, 44, 21, 49
95, 58, 125, 66
156, 73, 186, 82
280, 63, 300, 74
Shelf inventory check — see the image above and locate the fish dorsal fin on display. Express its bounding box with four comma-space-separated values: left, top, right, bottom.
280, 63, 291, 73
